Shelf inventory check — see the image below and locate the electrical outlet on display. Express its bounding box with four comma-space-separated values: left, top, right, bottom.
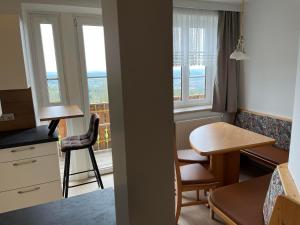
0, 113, 15, 122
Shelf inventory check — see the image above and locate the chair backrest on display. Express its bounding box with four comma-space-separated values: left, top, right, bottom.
174, 140, 182, 185
87, 113, 100, 146
171, 122, 182, 184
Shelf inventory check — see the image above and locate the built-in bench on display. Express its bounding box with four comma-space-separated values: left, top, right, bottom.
235, 110, 292, 169
209, 164, 300, 225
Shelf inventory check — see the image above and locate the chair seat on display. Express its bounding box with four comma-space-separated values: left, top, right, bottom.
210, 174, 272, 225
178, 149, 209, 164
61, 135, 92, 152
243, 145, 289, 165
180, 163, 217, 185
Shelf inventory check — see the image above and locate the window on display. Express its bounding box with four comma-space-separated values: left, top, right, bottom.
31, 15, 65, 106
81, 25, 108, 104
40, 24, 61, 103
173, 8, 218, 108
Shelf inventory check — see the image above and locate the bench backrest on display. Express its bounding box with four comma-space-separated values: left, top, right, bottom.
269, 195, 300, 225
264, 164, 300, 225
235, 110, 292, 150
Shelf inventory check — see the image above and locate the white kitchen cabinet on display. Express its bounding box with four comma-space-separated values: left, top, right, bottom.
0, 181, 61, 213
0, 14, 30, 90
0, 142, 62, 213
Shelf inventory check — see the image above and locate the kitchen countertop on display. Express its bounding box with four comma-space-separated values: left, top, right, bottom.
0, 125, 58, 149
0, 188, 116, 225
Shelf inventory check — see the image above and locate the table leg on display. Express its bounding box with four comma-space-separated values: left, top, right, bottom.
48, 119, 60, 136
210, 151, 240, 186
48, 120, 56, 129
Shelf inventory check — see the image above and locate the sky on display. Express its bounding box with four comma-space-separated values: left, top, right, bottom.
40, 24, 107, 74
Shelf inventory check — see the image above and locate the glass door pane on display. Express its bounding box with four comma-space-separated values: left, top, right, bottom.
79, 22, 111, 152
40, 23, 62, 103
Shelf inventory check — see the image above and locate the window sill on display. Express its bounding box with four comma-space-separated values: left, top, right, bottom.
174, 105, 212, 115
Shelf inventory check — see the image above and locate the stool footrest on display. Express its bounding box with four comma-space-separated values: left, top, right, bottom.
69, 170, 95, 176
63, 145, 104, 198
69, 180, 98, 188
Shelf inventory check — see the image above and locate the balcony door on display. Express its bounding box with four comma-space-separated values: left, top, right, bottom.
76, 17, 112, 158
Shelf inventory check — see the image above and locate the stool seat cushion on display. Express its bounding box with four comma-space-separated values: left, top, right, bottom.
243, 145, 289, 165
178, 149, 209, 164
61, 135, 92, 152
210, 174, 272, 225
180, 163, 217, 185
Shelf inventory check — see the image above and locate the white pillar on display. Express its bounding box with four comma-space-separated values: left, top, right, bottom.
102, 0, 175, 225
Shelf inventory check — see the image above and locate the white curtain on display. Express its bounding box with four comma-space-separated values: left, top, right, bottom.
173, 8, 218, 67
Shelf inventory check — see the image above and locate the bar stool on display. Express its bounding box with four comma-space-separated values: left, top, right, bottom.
61, 113, 104, 198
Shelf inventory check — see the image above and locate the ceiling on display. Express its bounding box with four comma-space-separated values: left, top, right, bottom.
203, 0, 247, 3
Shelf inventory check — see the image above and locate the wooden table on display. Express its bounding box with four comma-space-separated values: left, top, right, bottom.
189, 122, 275, 186
40, 105, 84, 136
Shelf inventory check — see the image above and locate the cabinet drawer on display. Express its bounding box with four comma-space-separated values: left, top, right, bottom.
0, 154, 61, 192
0, 142, 58, 163
0, 181, 62, 213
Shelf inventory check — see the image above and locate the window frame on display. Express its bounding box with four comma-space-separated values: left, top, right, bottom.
173, 11, 217, 109
30, 14, 67, 106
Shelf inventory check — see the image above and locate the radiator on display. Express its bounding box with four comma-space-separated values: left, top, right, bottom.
175, 116, 221, 150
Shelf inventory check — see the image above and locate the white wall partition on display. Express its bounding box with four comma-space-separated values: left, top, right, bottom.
288, 38, 300, 192
102, 0, 174, 224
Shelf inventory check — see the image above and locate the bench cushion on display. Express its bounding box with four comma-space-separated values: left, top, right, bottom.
243, 145, 289, 165
177, 149, 209, 164
210, 174, 272, 225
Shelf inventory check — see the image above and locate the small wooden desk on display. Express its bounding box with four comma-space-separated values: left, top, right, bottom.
189, 122, 275, 185
40, 105, 84, 136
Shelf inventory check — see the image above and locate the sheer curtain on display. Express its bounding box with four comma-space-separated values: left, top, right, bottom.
173, 8, 218, 104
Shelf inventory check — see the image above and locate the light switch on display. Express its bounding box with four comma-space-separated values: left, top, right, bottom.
0, 113, 15, 121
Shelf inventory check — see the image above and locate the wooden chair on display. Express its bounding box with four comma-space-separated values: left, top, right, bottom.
177, 149, 210, 165
174, 147, 219, 224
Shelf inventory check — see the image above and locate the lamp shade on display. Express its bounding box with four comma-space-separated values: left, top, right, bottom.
231, 0, 249, 61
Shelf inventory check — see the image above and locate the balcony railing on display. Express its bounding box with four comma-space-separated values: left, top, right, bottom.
57, 103, 111, 151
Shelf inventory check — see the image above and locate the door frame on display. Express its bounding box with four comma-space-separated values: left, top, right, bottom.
75, 15, 113, 174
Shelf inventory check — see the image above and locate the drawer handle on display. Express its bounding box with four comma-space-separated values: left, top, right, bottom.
17, 187, 40, 194
13, 160, 37, 167
11, 147, 35, 153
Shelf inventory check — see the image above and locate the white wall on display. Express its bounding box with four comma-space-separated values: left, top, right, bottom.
239, 0, 300, 119
288, 38, 300, 192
